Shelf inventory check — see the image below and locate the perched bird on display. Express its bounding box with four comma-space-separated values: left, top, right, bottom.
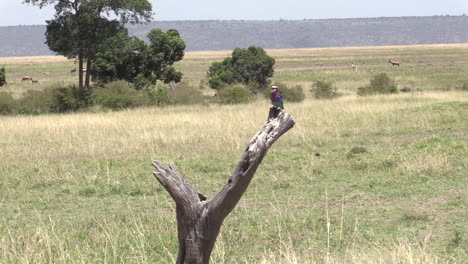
270, 85, 284, 109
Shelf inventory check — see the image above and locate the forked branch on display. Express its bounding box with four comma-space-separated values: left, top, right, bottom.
152, 107, 295, 264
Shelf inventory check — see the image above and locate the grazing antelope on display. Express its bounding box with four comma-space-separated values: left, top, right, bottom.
351, 64, 358, 71
21, 76, 31, 81
43, 72, 50, 75
31, 78, 39, 84
388, 59, 400, 67
70, 68, 77, 75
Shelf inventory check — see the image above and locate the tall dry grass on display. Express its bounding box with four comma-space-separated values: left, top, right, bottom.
2, 91, 467, 263
2, 91, 464, 163
2, 43, 468, 262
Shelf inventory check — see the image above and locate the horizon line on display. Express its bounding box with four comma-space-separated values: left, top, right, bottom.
1, 14, 466, 27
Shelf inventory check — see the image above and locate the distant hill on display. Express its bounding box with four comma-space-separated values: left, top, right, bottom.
1, 16, 468, 57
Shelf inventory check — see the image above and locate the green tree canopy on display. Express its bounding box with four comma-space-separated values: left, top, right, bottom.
92, 28, 186, 89
24, 0, 153, 90
207, 46, 275, 91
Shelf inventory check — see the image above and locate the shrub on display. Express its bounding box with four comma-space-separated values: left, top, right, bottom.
49, 84, 90, 113
0, 92, 16, 114
133, 74, 154, 90
92, 81, 148, 110
170, 82, 206, 105
265, 83, 305, 102
279, 84, 305, 102
17, 89, 56, 115
0, 67, 6, 87
356, 86, 371, 96
310, 80, 338, 99
357, 73, 398, 96
216, 84, 252, 104
5, 84, 90, 115
146, 82, 175, 107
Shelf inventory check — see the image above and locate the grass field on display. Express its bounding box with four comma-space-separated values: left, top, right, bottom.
2, 43, 468, 97
1, 44, 467, 263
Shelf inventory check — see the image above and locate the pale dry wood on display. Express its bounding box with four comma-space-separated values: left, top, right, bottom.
153, 107, 295, 264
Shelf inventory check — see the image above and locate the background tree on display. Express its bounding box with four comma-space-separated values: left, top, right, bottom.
24, 0, 153, 91
207, 46, 275, 91
92, 28, 186, 89
0, 67, 5, 87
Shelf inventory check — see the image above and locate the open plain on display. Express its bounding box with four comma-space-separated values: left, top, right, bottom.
1, 44, 467, 263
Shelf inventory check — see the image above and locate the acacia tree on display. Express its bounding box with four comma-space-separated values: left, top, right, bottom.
153, 108, 295, 263
92, 28, 186, 89
24, 0, 153, 91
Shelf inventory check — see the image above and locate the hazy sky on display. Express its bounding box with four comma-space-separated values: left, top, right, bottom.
1, 0, 468, 26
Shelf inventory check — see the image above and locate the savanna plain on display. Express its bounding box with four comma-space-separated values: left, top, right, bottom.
0, 44, 467, 263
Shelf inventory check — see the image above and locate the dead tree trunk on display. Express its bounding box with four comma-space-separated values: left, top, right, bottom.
152, 107, 295, 264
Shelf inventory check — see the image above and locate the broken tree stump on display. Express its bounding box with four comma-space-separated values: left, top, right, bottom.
153, 107, 295, 264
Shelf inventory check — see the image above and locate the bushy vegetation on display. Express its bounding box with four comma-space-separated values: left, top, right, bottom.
11, 84, 90, 114
311, 80, 339, 99
92, 81, 148, 110
215, 84, 252, 104
50, 85, 90, 112
170, 82, 206, 105
146, 82, 174, 107
0, 67, 6, 86
264, 83, 305, 103
0, 92, 15, 114
357, 73, 398, 96
280, 84, 305, 102
207, 46, 275, 92
145, 81, 207, 107
17, 89, 57, 115
0, 80, 210, 114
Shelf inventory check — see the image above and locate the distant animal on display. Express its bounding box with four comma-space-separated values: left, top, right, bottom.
351, 64, 358, 71
43, 72, 50, 75
31, 78, 39, 84
389, 59, 400, 67
70, 68, 76, 75
82, 68, 87, 73
21, 76, 31, 81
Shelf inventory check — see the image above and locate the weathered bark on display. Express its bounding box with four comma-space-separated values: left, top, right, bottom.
153, 107, 295, 264
85, 58, 91, 90
78, 52, 84, 91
